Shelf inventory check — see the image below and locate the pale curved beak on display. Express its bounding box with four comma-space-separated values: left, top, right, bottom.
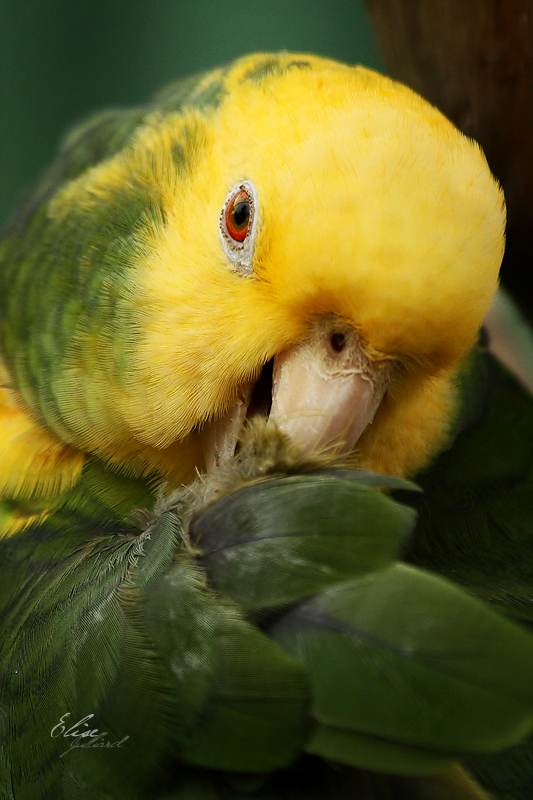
268, 321, 391, 456
201, 320, 392, 472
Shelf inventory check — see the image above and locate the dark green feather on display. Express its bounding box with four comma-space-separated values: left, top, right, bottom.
398, 342, 533, 796
2, 461, 533, 799
194, 472, 417, 611
270, 564, 533, 768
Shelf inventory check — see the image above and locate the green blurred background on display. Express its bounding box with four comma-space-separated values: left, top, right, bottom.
0, 0, 383, 226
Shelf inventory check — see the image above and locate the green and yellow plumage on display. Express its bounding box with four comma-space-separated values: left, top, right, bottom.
0, 53, 503, 527
1, 53, 532, 800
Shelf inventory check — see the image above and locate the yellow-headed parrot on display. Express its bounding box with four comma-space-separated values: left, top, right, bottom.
1, 53, 532, 800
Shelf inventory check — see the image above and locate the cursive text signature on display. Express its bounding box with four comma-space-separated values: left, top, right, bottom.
51, 713, 129, 758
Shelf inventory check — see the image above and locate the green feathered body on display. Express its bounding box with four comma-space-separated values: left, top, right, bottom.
2, 344, 533, 799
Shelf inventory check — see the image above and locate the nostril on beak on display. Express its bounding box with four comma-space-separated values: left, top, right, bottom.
330, 332, 346, 353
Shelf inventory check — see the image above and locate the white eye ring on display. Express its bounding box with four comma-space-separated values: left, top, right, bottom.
219, 179, 259, 275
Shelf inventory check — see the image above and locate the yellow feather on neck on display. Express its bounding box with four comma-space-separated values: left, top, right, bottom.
356, 365, 458, 477
0, 360, 85, 536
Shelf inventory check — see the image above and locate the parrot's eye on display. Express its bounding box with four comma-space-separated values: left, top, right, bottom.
226, 191, 250, 242
219, 180, 259, 276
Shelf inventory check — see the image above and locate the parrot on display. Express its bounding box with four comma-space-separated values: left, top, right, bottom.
1, 51, 533, 800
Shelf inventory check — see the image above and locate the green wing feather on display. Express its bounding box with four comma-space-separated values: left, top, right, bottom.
402, 341, 533, 625
400, 340, 533, 797
2, 463, 533, 799
194, 472, 417, 611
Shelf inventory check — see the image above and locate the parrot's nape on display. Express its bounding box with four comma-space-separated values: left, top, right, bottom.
1, 53, 532, 800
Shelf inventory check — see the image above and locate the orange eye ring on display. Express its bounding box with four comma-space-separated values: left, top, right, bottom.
225, 189, 251, 242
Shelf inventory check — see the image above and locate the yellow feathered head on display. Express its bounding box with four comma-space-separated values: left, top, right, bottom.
0, 53, 505, 497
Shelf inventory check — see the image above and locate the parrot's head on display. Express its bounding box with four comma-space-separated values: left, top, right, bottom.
0, 54, 505, 498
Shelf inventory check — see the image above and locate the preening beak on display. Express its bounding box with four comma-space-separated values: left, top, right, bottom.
269, 321, 391, 456
201, 320, 392, 472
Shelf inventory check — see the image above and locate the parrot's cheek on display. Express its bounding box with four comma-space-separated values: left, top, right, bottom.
202, 320, 393, 472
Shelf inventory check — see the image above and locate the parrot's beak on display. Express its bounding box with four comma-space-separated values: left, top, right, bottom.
268, 322, 391, 456
202, 320, 392, 472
